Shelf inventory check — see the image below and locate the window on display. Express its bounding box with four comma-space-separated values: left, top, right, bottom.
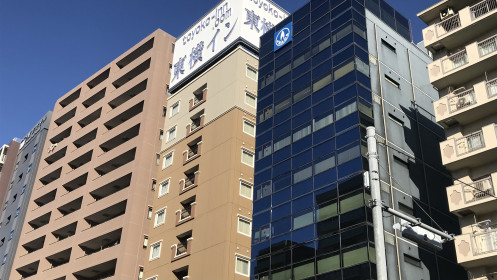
147, 206, 153, 220
293, 124, 312, 142
1, 254, 6, 265
15, 207, 20, 217
21, 185, 26, 195
27, 164, 32, 173
143, 235, 149, 248
235, 255, 250, 276
404, 254, 422, 267
381, 39, 396, 53
241, 149, 254, 167
167, 127, 176, 142
313, 113, 333, 131
170, 102, 180, 117
149, 241, 162, 260
33, 144, 38, 153
162, 106, 167, 117
237, 216, 252, 236
138, 267, 144, 280
13, 194, 17, 202
156, 154, 160, 166
243, 120, 255, 136
245, 92, 257, 108
9, 230, 14, 240
162, 152, 173, 169
159, 179, 170, 197
146, 276, 158, 280
385, 75, 400, 88
24, 153, 28, 162
154, 208, 166, 227
246, 65, 258, 80
159, 130, 164, 141
240, 180, 253, 200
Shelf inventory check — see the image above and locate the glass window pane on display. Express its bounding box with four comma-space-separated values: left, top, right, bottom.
317, 253, 340, 274
340, 193, 364, 213
317, 201, 338, 221
343, 246, 369, 268
293, 260, 315, 280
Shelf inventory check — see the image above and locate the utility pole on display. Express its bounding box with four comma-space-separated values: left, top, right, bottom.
366, 126, 388, 280
365, 126, 454, 280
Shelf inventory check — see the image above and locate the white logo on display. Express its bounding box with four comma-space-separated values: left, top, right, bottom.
275, 27, 290, 47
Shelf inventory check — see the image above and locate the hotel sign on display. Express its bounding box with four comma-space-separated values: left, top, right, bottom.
170, 0, 289, 91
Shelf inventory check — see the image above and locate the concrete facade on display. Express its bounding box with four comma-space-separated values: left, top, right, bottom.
142, 46, 258, 280
0, 112, 51, 280
11, 29, 175, 280
419, 0, 497, 278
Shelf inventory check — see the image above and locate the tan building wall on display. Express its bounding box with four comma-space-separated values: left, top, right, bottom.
143, 47, 258, 280
0, 140, 21, 206
419, 0, 497, 278
11, 29, 175, 280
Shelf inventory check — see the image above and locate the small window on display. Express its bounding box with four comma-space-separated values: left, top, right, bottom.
237, 216, 252, 236
245, 92, 257, 108
151, 179, 157, 191
138, 267, 144, 280
2, 254, 6, 265
389, 114, 404, 126
243, 120, 255, 136
167, 127, 176, 142
404, 254, 422, 267
9, 230, 14, 240
398, 202, 414, 216
12, 194, 17, 202
159, 130, 164, 141
154, 208, 166, 227
147, 206, 153, 220
33, 144, 38, 153
149, 241, 162, 260
241, 149, 254, 167
163, 152, 173, 169
385, 75, 400, 88
162, 106, 167, 117
21, 185, 26, 195
27, 164, 32, 173
246, 65, 258, 81
170, 102, 180, 117
240, 181, 253, 200
143, 236, 149, 248
235, 255, 250, 276
24, 154, 28, 162
146, 276, 158, 280
155, 154, 160, 166
159, 179, 170, 197
15, 207, 20, 217
381, 39, 396, 53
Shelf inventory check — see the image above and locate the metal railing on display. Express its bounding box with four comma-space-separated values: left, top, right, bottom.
442, 50, 468, 73
448, 88, 477, 112
472, 226, 497, 255
190, 118, 201, 131
184, 175, 196, 189
487, 78, 497, 97
435, 14, 461, 37
478, 34, 497, 57
179, 208, 192, 221
193, 95, 203, 106
176, 243, 188, 256
471, 0, 497, 19
463, 176, 494, 203
455, 130, 485, 155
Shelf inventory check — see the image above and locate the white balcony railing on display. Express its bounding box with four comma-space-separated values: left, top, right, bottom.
470, 0, 497, 19
456, 130, 485, 155
448, 88, 476, 113
478, 34, 497, 57
435, 14, 461, 37
442, 50, 468, 73
488, 78, 497, 97
176, 243, 188, 257
472, 226, 497, 255
463, 176, 494, 203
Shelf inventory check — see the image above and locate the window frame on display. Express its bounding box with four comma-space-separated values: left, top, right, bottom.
167, 126, 177, 142
154, 207, 166, 227
149, 241, 162, 261
241, 148, 255, 167
246, 65, 258, 81
244, 91, 257, 108
237, 215, 252, 237
162, 152, 174, 170
235, 254, 251, 276
170, 101, 180, 118
239, 179, 253, 200
242, 119, 256, 137
158, 178, 170, 198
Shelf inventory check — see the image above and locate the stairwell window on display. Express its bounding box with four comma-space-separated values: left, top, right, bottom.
235, 255, 250, 276
240, 180, 253, 200
243, 120, 256, 136
237, 216, 252, 236
158, 179, 170, 198
241, 149, 255, 167
163, 152, 173, 169
245, 92, 257, 108
246, 65, 258, 81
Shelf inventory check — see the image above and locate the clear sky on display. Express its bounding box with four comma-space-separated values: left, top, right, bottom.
0, 0, 435, 145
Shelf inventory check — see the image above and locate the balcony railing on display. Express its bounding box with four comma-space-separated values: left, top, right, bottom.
448, 88, 476, 113
456, 131, 485, 155
190, 119, 201, 131
470, 0, 497, 19
176, 243, 188, 256
472, 226, 497, 255
488, 78, 497, 97
435, 14, 461, 37
442, 50, 468, 73
478, 34, 497, 57
184, 175, 196, 189
179, 208, 191, 221
463, 176, 494, 203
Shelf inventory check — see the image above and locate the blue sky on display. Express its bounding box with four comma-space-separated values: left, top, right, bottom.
0, 0, 435, 145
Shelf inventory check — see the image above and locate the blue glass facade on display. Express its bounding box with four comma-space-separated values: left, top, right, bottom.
251, 0, 466, 279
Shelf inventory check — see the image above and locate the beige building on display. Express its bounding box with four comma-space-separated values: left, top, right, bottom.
142, 46, 258, 280
11, 29, 175, 280
419, 1, 497, 278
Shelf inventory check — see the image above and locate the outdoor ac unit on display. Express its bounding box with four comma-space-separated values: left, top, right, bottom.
440, 7, 455, 20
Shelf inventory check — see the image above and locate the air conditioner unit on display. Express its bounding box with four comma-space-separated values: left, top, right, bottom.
440, 7, 455, 20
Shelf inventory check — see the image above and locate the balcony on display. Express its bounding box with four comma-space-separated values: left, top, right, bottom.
171, 233, 193, 262
183, 139, 202, 165
454, 223, 497, 268
77, 228, 122, 259
176, 199, 196, 226
428, 32, 497, 89
186, 111, 204, 138
440, 124, 497, 170
73, 258, 117, 280
189, 88, 207, 111
435, 78, 497, 127
422, 0, 497, 52
447, 173, 497, 215
179, 166, 199, 194
45, 248, 72, 271
16, 260, 40, 279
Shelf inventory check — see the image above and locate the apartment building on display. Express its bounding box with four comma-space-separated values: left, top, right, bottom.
10, 29, 175, 280
142, 1, 288, 280
251, 0, 466, 279
0, 139, 21, 207
419, 0, 497, 279
0, 112, 51, 280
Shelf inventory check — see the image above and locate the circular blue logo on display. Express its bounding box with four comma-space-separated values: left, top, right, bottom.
275, 27, 290, 47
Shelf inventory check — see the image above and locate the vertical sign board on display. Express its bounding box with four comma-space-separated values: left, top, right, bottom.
169, 0, 289, 91
274, 21, 292, 52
